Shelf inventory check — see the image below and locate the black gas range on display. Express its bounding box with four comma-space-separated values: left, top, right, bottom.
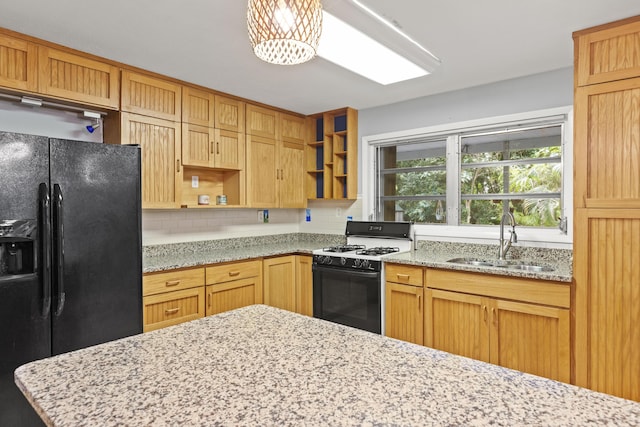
312, 221, 414, 334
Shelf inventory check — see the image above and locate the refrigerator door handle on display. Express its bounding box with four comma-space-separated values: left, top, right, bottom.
38, 183, 52, 317
52, 183, 66, 316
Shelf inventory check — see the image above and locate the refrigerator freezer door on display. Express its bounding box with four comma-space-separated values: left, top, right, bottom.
0, 132, 51, 426
49, 139, 142, 355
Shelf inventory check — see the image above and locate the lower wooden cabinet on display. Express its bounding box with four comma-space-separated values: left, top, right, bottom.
425, 269, 570, 383
263, 255, 313, 315
263, 255, 297, 312
205, 259, 263, 316
385, 264, 424, 345
142, 267, 206, 332
296, 255, 313, 316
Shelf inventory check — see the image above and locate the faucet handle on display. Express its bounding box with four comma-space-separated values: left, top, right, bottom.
510, 228, 518, 243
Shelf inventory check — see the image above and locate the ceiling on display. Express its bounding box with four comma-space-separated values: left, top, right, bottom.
1, 1, 639, 115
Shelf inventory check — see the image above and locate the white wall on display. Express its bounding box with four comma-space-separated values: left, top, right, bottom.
142, 199, 362, 245
0, 98, 103, 142
357, 68, 574, 189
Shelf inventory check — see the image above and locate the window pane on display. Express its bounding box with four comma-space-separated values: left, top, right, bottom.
459, 125, 562, 227
378, 140, 446, 224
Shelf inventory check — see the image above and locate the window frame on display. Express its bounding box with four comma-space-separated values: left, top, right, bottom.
361, 106, 573, 248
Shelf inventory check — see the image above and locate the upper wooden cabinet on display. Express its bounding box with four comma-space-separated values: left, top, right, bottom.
281, 113, 306, 145
121, 70, 181, 121
108, 112, 182, 208
215, 95, 245, 133
574, 16, 640, 87
246, 104, 279, 139
182, 86, 214, 127
246, 134, 305, 208
0, 33, 38, 93
38, 46, 120, 109
574, 76, 640, 209
306, 107, 358, 200
182, 124, 244, 170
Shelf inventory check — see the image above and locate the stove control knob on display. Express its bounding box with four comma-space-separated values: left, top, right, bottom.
360, 259, 370, 270
340, 257, 347, 266
353, 259, 361, 268
323, 256, 332, 265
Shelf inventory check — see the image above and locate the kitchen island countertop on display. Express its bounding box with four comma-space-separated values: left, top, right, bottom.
15, 305, 639, 426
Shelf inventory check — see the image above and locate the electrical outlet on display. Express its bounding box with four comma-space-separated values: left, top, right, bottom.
336, 208, 342, 217
257, 210, 264, 222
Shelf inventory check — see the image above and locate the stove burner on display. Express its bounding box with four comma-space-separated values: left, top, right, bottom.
322, 245, 366, 253
356, 247, 400, 256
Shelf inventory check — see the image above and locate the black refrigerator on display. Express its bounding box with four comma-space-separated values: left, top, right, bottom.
0, 131, 143, 426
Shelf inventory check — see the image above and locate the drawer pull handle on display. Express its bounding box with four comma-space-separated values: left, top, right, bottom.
165, 307, 180, 315
228, 271, 240, 277
165, 280, 180, 287
397, 274, 410, 280
483, 305, 488, 322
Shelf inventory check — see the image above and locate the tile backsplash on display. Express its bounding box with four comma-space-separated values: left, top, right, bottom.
142, 199, 362, 245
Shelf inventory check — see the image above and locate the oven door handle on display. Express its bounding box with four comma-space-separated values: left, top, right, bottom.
312, 264, 380, 279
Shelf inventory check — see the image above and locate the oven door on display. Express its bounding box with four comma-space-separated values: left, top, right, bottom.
312, 264, 381, 334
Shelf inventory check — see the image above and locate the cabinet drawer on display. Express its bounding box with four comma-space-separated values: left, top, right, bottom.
206, 260, 261, 284
143, 287, 205, 332
143, 267, 205, 296
385, 263, 423, 287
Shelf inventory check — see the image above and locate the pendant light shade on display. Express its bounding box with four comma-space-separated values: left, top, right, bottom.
247, 0, 323, 65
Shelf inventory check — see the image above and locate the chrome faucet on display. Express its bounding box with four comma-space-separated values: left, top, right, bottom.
498, 212, 517, 260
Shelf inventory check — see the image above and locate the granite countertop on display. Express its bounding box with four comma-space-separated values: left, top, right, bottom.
385, 249, 572, 282
142, 234, 573, 282
15, 305, 639, 426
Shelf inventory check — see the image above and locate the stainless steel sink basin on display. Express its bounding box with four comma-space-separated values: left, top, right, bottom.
445, 257, 495, 267
446, 257, 554, 272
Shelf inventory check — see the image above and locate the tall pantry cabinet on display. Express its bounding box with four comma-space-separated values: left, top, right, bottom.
572, 15, 640, 401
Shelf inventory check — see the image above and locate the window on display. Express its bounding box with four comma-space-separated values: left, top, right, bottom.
366, 107, 572, 244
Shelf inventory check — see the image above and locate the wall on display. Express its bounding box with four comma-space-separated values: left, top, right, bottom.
0, 98, 103, 142
357, 67, 574, 190
143, 198, 362, 245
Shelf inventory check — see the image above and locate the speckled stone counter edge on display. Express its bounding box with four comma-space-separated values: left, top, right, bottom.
143, 234, 573, 282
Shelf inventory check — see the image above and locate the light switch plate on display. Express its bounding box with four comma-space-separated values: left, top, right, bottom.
191, 176, 199, 188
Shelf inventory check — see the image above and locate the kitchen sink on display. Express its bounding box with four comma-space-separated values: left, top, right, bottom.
446, 257, 554, 272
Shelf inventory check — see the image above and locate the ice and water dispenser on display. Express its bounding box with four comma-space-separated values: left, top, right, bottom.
0, 219, 36, 277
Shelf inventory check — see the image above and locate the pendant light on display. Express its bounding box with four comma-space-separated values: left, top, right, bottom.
247, 0, 323, 65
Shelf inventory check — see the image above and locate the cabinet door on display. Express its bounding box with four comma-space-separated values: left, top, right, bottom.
215, 95, 245, 133
38, 46, 119, 109
246, 134, 277, 207
0, 33, 37, 92
246, 104, 279, 139
575, 18, 640, 86
206, 277, 262, 316
296, 255, 313, 316
143, 287, 205, 332
574, 208, 640, 400
263, 256, 296, 312
183, 86, 215, 127
120, 112, 182, 208
281, 113, 306, 144
574, 77, 640, 209
182, 123, 215, 168
215, 129, 244, 170
424, 289, 489, 362
385, 282, 423, 345
489, 299, 570, 383
121, 70, 181, 121
279, 141, 306, 208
